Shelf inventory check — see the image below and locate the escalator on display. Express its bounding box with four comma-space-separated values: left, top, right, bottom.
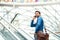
45, 28, 60, 40
0, 16, 33, 40
0, 24, 17, 40
0, 16, 28, 40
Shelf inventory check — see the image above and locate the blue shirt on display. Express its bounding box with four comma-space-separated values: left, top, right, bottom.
31, 17, 44, 33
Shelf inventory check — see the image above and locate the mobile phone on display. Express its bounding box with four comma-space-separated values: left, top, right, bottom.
34, 16, 36, 17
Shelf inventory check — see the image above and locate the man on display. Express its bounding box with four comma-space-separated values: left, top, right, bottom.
31, 11, 44, 40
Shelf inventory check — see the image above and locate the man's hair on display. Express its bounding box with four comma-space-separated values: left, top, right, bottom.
35, 11, 41, 14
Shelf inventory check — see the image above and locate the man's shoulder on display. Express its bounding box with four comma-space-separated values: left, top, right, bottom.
38, 16, 43, 19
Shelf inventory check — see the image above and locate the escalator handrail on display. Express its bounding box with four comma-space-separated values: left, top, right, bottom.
46, 28, 60, 38
11, 13, 18, 23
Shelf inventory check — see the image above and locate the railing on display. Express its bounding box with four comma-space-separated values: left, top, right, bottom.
11, 13, 18, 23
46, 28, 60, 39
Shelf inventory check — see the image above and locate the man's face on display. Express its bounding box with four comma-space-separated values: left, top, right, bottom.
35, 12, 40, 17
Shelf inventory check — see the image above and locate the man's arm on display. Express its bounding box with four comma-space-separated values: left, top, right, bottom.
31, 20, 36, 27
31, 16, 37, 27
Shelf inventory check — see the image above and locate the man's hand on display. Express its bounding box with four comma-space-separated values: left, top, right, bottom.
45, 28, 47, 33
45, 28, 46, 30
32, 16, 36, 20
